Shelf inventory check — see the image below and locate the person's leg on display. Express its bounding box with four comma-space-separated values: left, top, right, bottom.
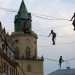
73, 20, 75, 30
60, 62, 61, 68
52, 36, 55, 45
73, 23, 75, 30
74, 25, 75, 30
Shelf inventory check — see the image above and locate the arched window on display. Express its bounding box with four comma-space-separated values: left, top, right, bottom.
26, 47, 30, 59
15, 47, 19, 59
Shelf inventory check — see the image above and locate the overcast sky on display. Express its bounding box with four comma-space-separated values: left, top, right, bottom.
0, 0, 75, 75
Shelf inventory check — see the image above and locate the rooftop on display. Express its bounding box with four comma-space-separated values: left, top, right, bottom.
48, 69, 75, 75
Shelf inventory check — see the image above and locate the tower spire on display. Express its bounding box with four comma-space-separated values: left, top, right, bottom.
14, 0, 32, 33
18, 0, 28, 13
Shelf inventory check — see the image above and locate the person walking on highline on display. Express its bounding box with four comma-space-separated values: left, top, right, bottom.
48, 30, 56, 45
59, 56, 64, 68
70, 13, 75, 30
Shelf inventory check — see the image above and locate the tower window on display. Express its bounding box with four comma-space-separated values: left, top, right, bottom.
34, 41, 36, 44
26, 47, 30, 59
35, 49, 37, 56
27, 64, 31, 72
27, 39, 30, 41
15, 39, 19, 43
15, 47, 19, 59
33, 49, 37, 59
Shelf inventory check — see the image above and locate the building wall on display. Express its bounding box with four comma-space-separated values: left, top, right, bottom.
16, 60, 43, 75
0, 28, 17, 75
2, 59, 15, 75
0, 27, 15, 61
0, 52, 16, 75
11, 32, 38, 58
0, 55, 2, 74
10, 31, 44, 75
0, 47, 26, 75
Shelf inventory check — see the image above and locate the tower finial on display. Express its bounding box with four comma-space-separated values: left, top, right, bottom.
18, 0, 27, 13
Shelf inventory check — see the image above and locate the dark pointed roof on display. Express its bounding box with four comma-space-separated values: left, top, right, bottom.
14, 0, 32, 32
18, 0, 28, 13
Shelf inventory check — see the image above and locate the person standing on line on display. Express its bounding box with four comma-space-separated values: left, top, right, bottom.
59, 56, 64, 68
48, 30, 56, 45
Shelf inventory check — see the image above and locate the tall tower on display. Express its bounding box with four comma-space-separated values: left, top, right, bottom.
14, 0, 32, 33
11, 0, 44, 75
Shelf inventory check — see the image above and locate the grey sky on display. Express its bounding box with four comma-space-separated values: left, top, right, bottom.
0, 0, 75, 75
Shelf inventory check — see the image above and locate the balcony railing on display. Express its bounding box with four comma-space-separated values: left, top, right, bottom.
15, 54, 44, 61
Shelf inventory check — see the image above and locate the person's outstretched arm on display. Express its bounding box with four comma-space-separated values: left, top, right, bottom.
48, 32, 51, 37
70, 15, 74, 21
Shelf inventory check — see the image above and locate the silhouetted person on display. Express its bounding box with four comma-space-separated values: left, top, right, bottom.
59, 56, 64, 68
48, 30, 56, 45
70, 13, 75, 30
